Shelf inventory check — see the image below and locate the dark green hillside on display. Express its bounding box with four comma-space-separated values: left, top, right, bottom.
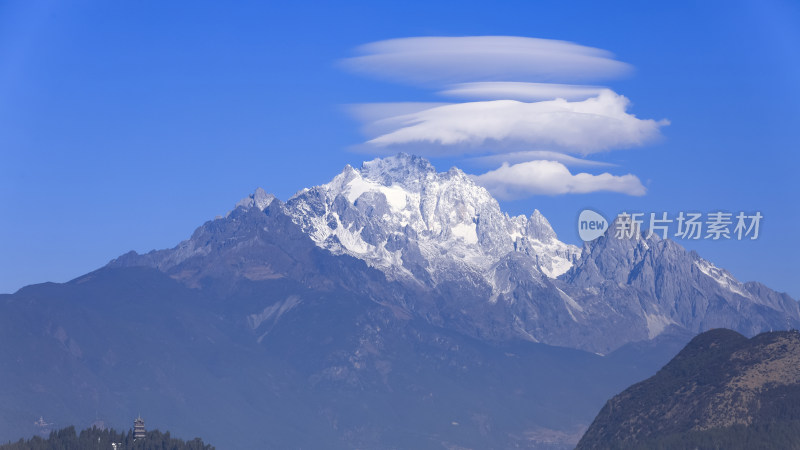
577, 328, 800, 449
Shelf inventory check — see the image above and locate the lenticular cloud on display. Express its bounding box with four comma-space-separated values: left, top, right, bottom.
439, 82, 607, 102
362, 90, 668, 155
473, 160, 647, 199
341, 36, 668, 197
341, 36, 632, 85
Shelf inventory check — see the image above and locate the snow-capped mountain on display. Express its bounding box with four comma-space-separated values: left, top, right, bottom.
8, 153, 799, 448
285, 153, 578, 287
108, 153, 799, 353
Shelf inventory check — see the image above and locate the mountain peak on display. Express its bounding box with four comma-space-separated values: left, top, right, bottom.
235, 187, 275, 211
360, 153, 436, 187
285, 154, 580, 284
526, 209, 557, 241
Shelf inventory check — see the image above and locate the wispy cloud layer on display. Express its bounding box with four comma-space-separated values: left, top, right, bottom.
360, 90, 668, 155
346, 102, 449, 137
473, 160, 646, 199
440, 82, 607, 101
468, 150, 616, 168
341, 36, 632, 85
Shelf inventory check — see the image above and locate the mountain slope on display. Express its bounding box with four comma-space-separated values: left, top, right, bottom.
576, 328, 800, 449
0, 183, 679, 448
0, 264, 681, 449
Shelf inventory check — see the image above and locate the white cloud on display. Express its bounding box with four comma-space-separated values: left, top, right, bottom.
469, 150, 616, 167
440, 82, 607, 101
472, 160, 646, 199
359, 90, 668, 155
340, 35, 667, 199
341, 36, 632, 85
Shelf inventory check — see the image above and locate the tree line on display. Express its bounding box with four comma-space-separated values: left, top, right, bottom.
0, 426, 214, 450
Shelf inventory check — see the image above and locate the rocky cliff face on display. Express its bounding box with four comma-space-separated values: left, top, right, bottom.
559, 219, 800, 349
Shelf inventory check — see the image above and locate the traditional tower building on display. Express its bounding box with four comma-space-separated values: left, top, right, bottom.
133, 416, 146, 440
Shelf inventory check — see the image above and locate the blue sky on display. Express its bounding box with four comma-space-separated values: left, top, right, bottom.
1, 0, 799, 297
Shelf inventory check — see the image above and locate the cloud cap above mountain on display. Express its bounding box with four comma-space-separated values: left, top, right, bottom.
341, 36, 668, 198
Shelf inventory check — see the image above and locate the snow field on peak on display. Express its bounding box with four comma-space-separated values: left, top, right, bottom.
284, 155, 580, 293
694, 259, 753, 300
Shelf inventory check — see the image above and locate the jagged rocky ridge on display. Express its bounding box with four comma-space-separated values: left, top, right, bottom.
110, 154, 800, 353
286, 154, 578, 283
